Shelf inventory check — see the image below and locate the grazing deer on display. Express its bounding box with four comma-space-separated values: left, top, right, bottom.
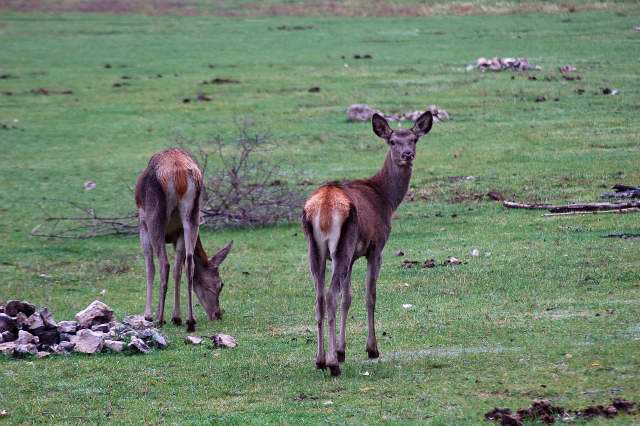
302, 111, 433, 376
135, 148, 233, 332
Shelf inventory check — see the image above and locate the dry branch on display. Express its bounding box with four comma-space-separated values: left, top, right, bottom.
543, 208, 640, 217
502, 200, 561, 210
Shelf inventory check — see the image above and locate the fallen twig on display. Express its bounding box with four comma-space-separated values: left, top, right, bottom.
543, 208, 640, 217
548, 202, 640, 213
502, 200, 560, 210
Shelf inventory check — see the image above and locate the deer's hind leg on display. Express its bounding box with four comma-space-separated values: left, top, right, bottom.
179, 182, 200, 332
337, 258, 355, 363
171, 234, 185, 326
325, 211, 357, 376
365, 250, 382, 359
303, 218, 327, 370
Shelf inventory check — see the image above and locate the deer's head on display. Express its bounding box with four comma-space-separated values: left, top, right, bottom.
372, 111, 433, 168
193, 240, 233, 320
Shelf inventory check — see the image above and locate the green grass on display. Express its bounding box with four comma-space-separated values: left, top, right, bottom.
1, 7, 640, 424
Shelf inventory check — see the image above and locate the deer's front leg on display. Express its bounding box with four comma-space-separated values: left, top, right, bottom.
365, 252, 382, 359
140, 226, 155, 322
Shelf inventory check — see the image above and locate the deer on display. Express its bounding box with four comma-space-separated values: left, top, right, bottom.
135, 148, 233, 332
301, 111, 433, 376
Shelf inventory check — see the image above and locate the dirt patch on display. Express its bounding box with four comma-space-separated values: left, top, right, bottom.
485, 398, 637, 425
273, 24, 315, 31
29, 88, 73, 95
202, 78, 240, 85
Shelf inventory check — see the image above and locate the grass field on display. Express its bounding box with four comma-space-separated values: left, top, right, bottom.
1, 4, 640, 424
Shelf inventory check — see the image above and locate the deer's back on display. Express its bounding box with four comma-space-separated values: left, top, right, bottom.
303, 181, 392, 251
135, 149, 203, 208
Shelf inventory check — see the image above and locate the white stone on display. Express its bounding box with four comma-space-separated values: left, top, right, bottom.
72, 329, 105, 354
212, 333, 237, 348
75, 300, 114, 329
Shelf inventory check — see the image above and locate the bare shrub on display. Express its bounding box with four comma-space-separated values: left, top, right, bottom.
180, 120, 304, 227
32, 121, 304, 238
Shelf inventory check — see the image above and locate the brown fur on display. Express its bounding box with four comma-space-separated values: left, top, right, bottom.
135, 148, 232, 330
303, 185, 352, 232
302, 111, 433, 376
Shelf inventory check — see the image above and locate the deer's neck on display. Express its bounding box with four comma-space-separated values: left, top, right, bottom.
194, 236, 209, 269
369, 151, 412, 211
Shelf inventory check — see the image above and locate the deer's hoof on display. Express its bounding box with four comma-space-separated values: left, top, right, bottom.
156, 320, 166, 327
172, 317, 182, 326
144, 315, 153, 322
337, 350, 346, 363
315, 361, 326, 370
328, 365, 341, 377
186, 320, 196, 332
367, 348, 380, 359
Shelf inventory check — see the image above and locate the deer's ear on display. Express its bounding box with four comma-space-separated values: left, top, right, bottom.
209, 240, 233, 268
412, 110, 433, 138
372, 113, 392, 139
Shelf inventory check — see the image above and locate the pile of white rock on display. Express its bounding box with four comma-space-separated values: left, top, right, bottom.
0, 300, 168, 358
346, 104, 450, 123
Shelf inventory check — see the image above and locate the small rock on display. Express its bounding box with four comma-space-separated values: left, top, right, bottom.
14, 343, 37, 357
308, 86, 321, 93
0, 341, 16, 356
535, 95, 546, 103
36, 351, 50, 358
402, 304, 413, 309
39, 308, 58, 329
211, 333, 237, 348
347, 104, 380, 122
470, 249, 480, 257
149, 330, 168, 349
16, 330, 38, 345
57, 321, 78, 334
395, 250, 405, 257
72, 329, 105, 354
123, 315, 153, 330
445, 257, 462, 266
91, 323, 110, 333
4, 300, 36, 317
559, 65, 576, 73
83, 181, 96, 190
59, 332, 73, 342
0, 313, 17, 334
1, 331, 16, 342
104, 339, 125, 352
32, 329, 58, 347
128, 336, 151, 353
22, 312, 45, 332
184, 335, 203, 345
75, 300, 114, 329
56, 341, 75, 353
422, 259, 436, 268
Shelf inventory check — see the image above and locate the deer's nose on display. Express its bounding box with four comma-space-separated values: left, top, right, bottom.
401, 151, 414, 161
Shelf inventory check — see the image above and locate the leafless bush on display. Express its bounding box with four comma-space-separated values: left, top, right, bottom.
182, 120, 304, 227
32, 122, 304, 238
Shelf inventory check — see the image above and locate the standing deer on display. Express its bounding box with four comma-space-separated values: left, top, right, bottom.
135, 148, 233, 332
302, 111, 433, 376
